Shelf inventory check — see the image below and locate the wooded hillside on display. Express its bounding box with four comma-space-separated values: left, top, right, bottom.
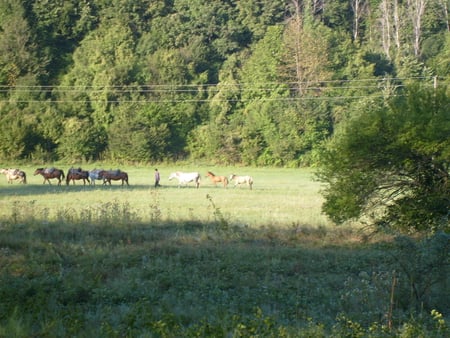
1, 0, 449, 165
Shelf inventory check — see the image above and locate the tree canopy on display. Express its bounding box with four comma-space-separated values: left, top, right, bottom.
0, 0, 449, 165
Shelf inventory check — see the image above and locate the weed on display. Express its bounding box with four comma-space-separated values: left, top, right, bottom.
148, 190, 162, 223
206, 193, 229, 232
391, 232, 450, 313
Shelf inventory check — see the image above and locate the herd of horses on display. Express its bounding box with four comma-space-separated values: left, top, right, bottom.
1, 167, 129, 186
1, 167, 253, 189
168, 171, 253, 189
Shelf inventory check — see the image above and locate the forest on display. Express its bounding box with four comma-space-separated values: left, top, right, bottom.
0, 0, 449, 165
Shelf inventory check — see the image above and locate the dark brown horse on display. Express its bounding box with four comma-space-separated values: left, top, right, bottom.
34, 168, 65, 185
99, 170, 129, 186
66, 167, 90, 185
206, 171, 228, 188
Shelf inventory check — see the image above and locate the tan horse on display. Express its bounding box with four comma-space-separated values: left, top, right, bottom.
0, 168, 27, 184
34, 168, 65, 185
206, 171, 228, 188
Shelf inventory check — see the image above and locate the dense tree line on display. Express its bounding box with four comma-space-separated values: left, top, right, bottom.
0, 0, 449, 165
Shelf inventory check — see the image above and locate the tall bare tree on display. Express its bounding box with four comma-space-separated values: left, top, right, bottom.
281, 0, 330, 95
379, 0, 402, 59
407, 0, 428, 57
351, 0, 368, 42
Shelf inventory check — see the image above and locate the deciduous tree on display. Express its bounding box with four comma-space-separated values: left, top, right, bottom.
317, 85, 450, 233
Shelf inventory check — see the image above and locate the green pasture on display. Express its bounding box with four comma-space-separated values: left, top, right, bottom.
0, 165, 330, 228
0, 165, 448, 337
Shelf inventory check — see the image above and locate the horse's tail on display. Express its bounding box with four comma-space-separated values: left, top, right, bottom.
61, 170, 65, 179
66, 173, 70, 185
249, 176, 253, 189
22, 172, 27, 184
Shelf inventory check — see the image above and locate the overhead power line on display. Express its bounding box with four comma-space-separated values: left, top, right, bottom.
0, 76, 443, 103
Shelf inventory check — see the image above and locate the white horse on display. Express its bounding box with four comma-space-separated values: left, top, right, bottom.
0, 168, 27, 184
229, 174, 253, 190
88, 169, 104, 186
168, 172, 201, 188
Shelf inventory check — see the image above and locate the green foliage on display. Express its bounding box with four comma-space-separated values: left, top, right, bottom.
317, 85, 450, 233
0, 0, 46, 85
0, 0, 448, 164
0, 108, 36, 160
106, 104, 171, 162
57, 117, 107, 162
236, 0, 285, 40
427, 32, 450, 78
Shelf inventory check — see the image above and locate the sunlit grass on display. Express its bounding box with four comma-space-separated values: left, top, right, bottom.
0, 165, 331, 228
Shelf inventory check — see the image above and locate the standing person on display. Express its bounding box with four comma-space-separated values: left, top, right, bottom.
154, 168, 161, 188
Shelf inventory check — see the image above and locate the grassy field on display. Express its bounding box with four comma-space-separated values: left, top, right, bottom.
0, 165, 448, 337
0, 165, 330, 228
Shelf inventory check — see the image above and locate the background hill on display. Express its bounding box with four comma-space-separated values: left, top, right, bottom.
1, 0, 449, 165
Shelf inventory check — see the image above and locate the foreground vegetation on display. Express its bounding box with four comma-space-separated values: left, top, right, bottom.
0, 167, 448, 336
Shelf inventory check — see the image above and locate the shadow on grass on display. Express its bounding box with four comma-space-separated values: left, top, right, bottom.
0, 214, 448, 337
0, 183, 205, 197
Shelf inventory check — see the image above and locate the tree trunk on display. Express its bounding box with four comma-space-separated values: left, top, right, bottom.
407, 0, 428, 57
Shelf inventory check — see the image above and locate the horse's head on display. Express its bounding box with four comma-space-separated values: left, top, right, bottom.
34, 168, 44, 175
168, 173, 177, 180
229, 174, 236, 180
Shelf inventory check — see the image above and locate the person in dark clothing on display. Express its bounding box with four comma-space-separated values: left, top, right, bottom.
154, 168, 161, 188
